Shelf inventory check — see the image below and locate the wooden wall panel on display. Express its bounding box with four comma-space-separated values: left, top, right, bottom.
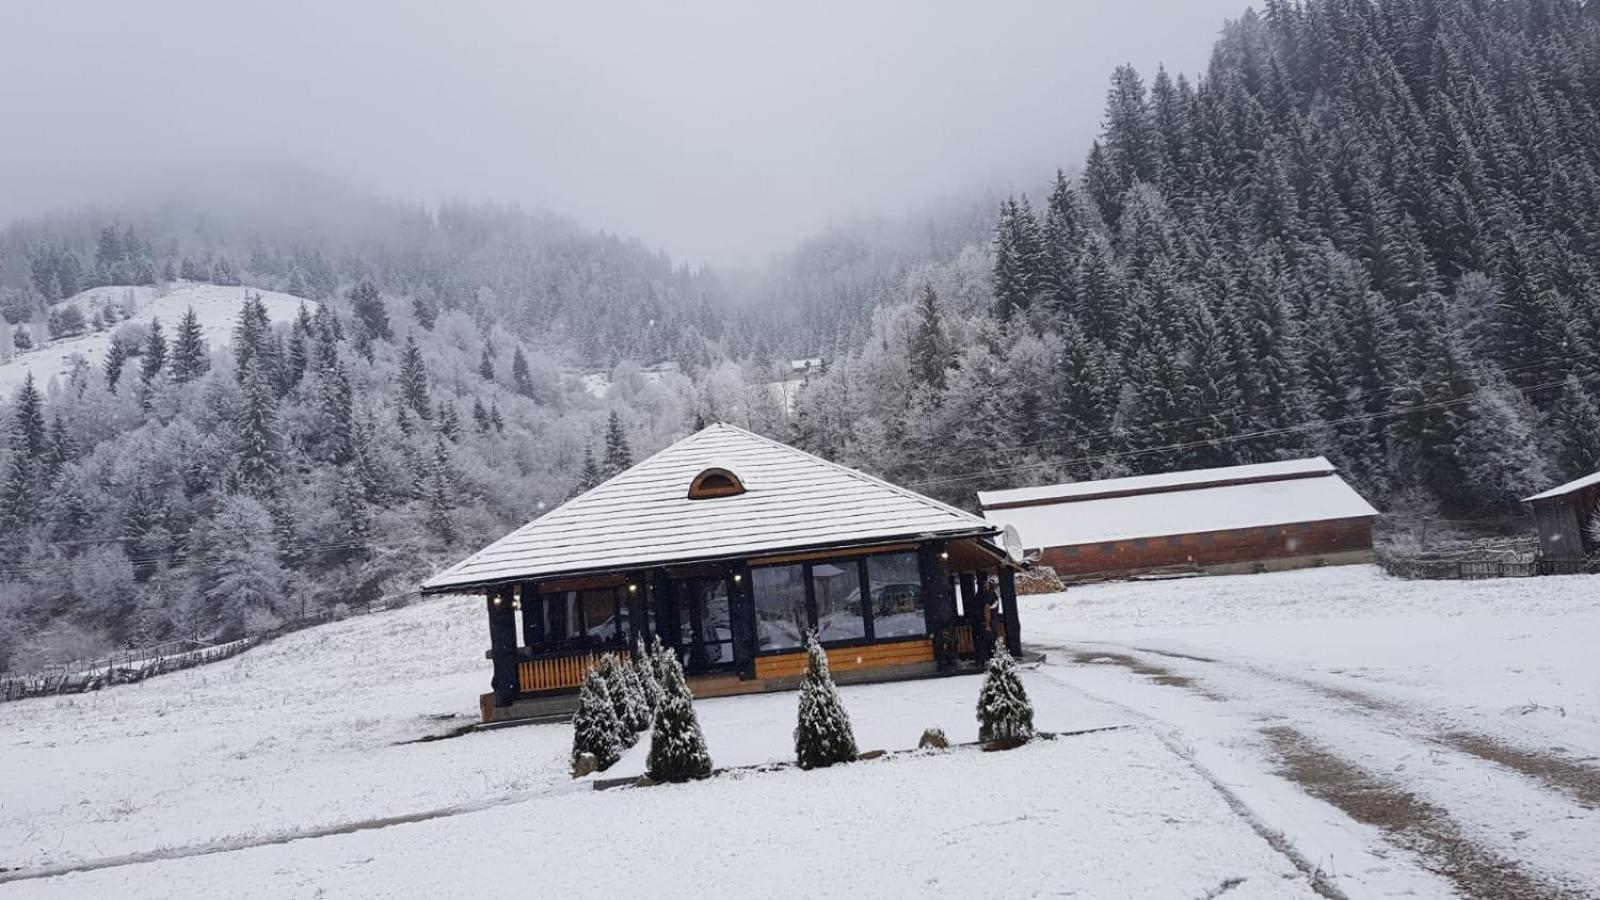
1036, 517, 1375, 579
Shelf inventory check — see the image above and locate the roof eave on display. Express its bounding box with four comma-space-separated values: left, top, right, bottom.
420, 524, 1001, 596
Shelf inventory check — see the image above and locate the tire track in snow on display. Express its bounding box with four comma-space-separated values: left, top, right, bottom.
1036, 641, 1600, 900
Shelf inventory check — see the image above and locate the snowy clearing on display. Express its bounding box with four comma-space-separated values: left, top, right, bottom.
0, 282, 311, 394
1028, 565, 1600, 900
2, 565, 1595, 898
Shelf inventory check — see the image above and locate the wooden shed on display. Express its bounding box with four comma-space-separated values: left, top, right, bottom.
1524, 472, 1600, 562
979, 458, 1379, 582
422, 424, 1023, 723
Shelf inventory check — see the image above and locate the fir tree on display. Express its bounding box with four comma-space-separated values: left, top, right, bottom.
488, 400, 505, 434
573, 442, 602, 498
398, 334, 431, 420
412, 295, 436, 331
478, 346, 495, 382
140, 318, 167, 384
349, 280, 391, 343
170, 306, 208, 383
471, 397, 490, 434
793, 634, 858, 769
1550, 375, 1600, 476
511, 346, 534, 397
976, 643, 1035, 749
571, 665, 625, 774
634, 636, 663, 712
646, 646, 713, 782
425, 433, 455, 542
104, 338, 128, 393
908, 284, 949, 391
599, 652, 650, 740
235, 359, 281, 495
603, 410, 633, 476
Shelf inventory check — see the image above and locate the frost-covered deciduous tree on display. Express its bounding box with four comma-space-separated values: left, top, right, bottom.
646, 643, 712, 782
976, 644, 1035, 749
794, 634, 857, 769
571, 665, 625, 774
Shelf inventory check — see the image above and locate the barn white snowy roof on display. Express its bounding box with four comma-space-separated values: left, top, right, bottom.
977, 457, 1337, 508
980, 459, 1378, 550
423, 423, 997, 592
1524, 471, 1600, 502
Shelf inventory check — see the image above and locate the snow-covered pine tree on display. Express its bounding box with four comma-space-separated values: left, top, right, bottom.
976, 643, 1035, 749
646, 643, 712, 782
571, 665, 625, 774
103, 337, 127, 393
398, 334, 431, 420
793, 634, 858, 769
511, 346, 534, 397
634, 636, 663, 712
169, 306, 208, 384
602, 410, 633, 477
597, 653, 648, 743
139, 318, 167, 384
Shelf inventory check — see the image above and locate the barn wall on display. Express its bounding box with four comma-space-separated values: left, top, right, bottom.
1036, 517, 1374, 579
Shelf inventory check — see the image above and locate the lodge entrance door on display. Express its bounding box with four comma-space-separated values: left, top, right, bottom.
674, 575, 736, 674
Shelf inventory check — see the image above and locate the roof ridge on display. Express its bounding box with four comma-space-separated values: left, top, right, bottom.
713, 422, 989, 529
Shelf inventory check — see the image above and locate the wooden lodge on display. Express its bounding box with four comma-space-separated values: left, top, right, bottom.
1524, 471, 1600, 563
421, 424, 1024, 723
978, 458, 1379, 582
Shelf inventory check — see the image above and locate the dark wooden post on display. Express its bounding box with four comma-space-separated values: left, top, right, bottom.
958, 571, 979, 660
998, 569, 1022, 657
486, 586, 519, 709
919, 541, 957, 670
729, 564, 757, 680
520, 583, 544, 650
653, 572, 679, 651
974, 569, 994, 666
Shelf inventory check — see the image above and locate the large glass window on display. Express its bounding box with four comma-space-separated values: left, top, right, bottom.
677, 577, 733, 669
865, 552, 925, 639
540, 588, 622, 645
581, 589, 622, 642
811, 561, 866, 642
752, 565, 808, 651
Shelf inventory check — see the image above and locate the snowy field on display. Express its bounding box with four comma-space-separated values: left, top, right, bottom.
2, 566, 1596, 898
0, 282, 311, 394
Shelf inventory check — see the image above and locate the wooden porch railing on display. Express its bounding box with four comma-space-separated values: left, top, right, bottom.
518, 649, 629, 694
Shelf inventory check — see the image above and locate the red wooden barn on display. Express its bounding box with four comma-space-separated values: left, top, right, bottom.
979, 458, 1380, 582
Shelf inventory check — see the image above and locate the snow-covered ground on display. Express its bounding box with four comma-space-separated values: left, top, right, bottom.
0, 283, 311, 394
2, 565, 1595, 898
1027, 566, 1600, 899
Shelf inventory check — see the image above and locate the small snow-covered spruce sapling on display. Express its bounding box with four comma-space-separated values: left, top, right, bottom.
794, 633, 858, 769
597, 653, 646, 745
976, 643, 1035, 749
634, 636, 663, 713
571, 665, 625, 775
646, 644, 713, 783
615, 651, 653, 735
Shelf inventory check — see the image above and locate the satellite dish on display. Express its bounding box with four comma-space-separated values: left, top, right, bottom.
1002, 525, 1025, 566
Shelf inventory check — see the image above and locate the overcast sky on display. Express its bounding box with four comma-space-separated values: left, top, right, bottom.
0, 0, 1247, 264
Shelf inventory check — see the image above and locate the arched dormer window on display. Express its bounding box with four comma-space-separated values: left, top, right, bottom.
688, 467, 745, 499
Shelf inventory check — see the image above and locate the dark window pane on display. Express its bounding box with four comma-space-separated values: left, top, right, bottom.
811, 561, 865, 642
581, 589, 620, 642
678, 578, 732, 668
866, 552, 924, 639
752, 565, 807, 651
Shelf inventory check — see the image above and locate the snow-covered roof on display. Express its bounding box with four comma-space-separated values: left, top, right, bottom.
981, 463, 1378, 550
1525, 471, 1600, 502
978, 457, 1337, 508
423, 423, 997, 592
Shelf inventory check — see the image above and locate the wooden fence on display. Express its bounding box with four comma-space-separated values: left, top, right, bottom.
0, 589, 425, 705
1377, 554, 1591, 580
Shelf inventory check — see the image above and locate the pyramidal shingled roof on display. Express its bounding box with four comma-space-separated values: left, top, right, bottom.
422, 423, 996, 593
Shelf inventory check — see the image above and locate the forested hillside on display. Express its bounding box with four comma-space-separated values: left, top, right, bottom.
5, 0, 1600, 671
793, 0, 1600, 514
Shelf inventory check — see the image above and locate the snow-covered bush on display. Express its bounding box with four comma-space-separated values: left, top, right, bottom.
571, 665, 625, 775
600, 651, 650, 738
794, 634, 858, 769
635, 636, 663, 712
976, 643, 1035, 749
646, 644, 713, 782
